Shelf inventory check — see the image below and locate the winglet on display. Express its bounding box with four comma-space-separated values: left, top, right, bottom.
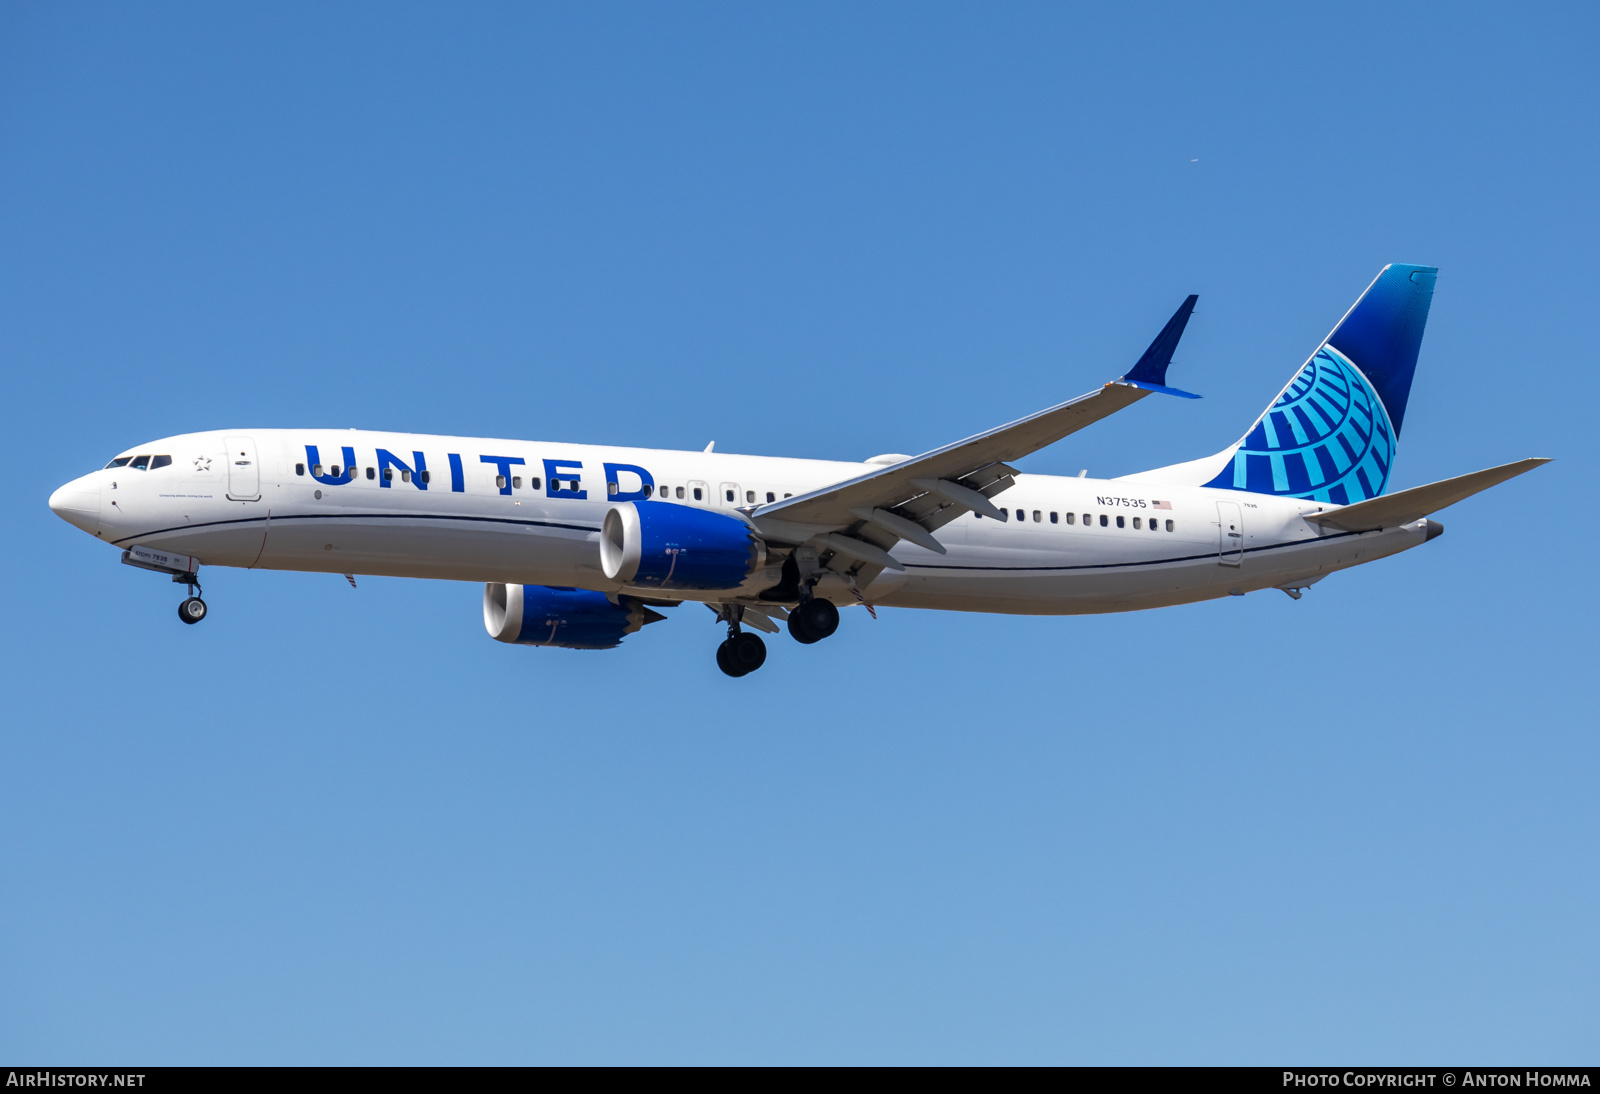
1120, 294, 1199, 391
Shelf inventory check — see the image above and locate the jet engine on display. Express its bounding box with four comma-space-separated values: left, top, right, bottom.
600, 501, 766, 591
483, 583, 665, 650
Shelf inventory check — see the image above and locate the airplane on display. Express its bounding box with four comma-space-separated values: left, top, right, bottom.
48, 263, 1547, 677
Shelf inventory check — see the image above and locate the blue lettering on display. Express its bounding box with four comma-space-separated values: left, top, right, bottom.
449, 453, 465, 493
480, 454, 526, 495
543, 459, 587, 500
603, 462, 654, 502
376, 449, 428, 489
305, 445, 357, 486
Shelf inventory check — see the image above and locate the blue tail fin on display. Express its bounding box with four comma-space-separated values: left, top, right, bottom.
1205, 263, 1437, 504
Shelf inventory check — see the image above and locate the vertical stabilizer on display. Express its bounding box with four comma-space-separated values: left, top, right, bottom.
1125, 264, 1436, 503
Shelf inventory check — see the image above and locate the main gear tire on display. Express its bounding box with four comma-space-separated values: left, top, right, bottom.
178, 597, 208, 625
787, 597, 839, 644
716, 639, 744, 677
729, 631, 767, 674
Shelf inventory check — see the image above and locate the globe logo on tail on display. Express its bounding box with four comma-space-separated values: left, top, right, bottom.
1205, 347, 1394, 504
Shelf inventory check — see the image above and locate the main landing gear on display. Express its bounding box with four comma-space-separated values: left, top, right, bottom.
717, 631, 767, 677
787, 597, 839, 644
712, 595, 844, 678
712, 603, 769, 678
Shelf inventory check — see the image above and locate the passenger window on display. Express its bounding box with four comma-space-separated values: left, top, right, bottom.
104, 457, 133, 469
1000, 508, 1008, 520
746, 490, 755, 503
1099, 514, 1107, 527
1116, 515, 1125, 528
295, 463, 305, 476
312, 464, 323, 477
1149, 519, 1158, 532
513, 476, 523, 489
526, 476, 537, 489
725, 489, 734, 502
784, 493, 792, 498
130, 454, 151, 471
694, 487, 703, 501
1050, 512, 1058, 523
676, 486, 685, 499
330, 464, 342, 478
495, 475, 506, 489
383, 467, 394, 480
366, 467, 375, 480
1133, 517, 1141, 529
1166, 519, 1175, 532
766, 492, 775, 503
659, 485, 668, 498
1064, 512, 1075, 525
150, 455, 171, 470
1033, 510, 1041, 522
402, 469, 412, 483
1083, 514, 1091, 525
607, 481, 618, 495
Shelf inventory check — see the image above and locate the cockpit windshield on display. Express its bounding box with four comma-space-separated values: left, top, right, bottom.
104, 457, 132, 469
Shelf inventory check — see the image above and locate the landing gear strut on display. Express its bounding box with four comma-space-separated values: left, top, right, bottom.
714, 605, 768, 677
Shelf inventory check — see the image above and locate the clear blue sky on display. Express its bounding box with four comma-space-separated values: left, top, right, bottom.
3, 2, 1596, 1065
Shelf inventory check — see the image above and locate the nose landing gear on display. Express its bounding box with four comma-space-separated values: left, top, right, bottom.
121, 547, 209, 624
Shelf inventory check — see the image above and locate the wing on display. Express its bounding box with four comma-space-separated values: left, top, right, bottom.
748, 295, 1200, 566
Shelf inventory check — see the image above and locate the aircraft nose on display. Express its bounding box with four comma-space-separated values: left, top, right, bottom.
49, 476, 101, 534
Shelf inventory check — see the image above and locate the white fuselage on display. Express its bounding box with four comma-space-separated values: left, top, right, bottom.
52, 428, 1433, 613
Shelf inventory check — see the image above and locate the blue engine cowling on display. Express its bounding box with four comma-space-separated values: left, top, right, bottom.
599, 500, 766, 591
483, 583, 663, 649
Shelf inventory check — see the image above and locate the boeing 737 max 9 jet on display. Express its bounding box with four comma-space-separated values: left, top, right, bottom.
49, 264, 1546, 676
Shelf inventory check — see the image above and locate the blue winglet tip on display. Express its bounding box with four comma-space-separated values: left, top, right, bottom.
1119, 379, 1202, 399
1121, 293, 1199, 387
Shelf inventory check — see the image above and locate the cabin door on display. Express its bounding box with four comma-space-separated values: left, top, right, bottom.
225, 436, 261, 501
1216, 501, 1243, 566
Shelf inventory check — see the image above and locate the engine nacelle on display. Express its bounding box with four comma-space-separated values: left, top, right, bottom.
483, 583, 661, 649
600, 501, 766, 591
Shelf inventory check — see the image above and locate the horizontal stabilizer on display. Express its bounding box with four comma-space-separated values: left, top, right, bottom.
1302, 458, 1550, 532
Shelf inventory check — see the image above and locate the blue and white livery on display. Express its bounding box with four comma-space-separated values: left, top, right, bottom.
48, 265, 1547, 676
